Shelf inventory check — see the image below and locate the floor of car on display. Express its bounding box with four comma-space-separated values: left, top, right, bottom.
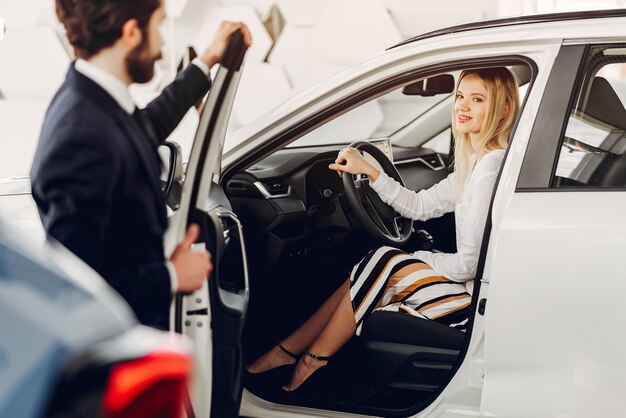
244, 338, 434, 416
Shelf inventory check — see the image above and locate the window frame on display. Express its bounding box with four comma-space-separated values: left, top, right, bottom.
554, 44, 626, 190
518, 42, 626, 192
226, 55, 538, 177
517, 43, 588, 191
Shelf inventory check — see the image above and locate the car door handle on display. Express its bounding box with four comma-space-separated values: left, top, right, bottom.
216, 211, 250, 296
478, 298, 487, 315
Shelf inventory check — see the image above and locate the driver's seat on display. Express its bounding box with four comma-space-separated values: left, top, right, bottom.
359, 311, 465, 391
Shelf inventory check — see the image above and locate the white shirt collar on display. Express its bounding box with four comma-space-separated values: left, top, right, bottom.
75, 59, 136, 114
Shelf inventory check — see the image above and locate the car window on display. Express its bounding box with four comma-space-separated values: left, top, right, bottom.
288, 66, 529, 150
553, 45, 626, 188
288, 86, 449, 148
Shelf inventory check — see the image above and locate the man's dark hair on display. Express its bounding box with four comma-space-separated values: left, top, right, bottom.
55, 0, 161, 59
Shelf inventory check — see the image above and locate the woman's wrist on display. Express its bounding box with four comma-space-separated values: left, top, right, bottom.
367, 168, 380, 183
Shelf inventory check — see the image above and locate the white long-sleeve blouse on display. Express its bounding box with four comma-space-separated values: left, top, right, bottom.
370, 149, 504, 290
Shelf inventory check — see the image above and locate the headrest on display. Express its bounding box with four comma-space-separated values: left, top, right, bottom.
580, 76, 626, 131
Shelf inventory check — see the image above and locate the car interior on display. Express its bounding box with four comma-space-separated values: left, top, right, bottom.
210, 61, 533, 416
554, 46, 626, 189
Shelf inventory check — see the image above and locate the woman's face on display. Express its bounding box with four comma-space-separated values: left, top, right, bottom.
454, 73, 488, 136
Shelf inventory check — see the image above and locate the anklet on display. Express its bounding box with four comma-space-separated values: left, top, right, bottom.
277, 342, 298, 360
304, 351, 331, 362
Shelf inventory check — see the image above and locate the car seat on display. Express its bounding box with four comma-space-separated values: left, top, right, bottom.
359, 310, 465, 392
566, 76, 626, 187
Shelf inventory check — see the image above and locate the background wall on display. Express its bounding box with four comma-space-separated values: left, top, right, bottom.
0, 0, 623, 178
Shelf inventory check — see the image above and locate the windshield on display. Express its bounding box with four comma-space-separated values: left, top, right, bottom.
288, 88, 450, 147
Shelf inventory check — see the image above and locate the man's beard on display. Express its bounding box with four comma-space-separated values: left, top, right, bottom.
126, 36, 162, 84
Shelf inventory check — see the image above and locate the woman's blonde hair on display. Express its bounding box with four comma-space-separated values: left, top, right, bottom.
451, 67, 520, 198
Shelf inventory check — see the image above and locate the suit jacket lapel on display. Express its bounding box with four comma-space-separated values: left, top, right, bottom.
67, 64, 163, 193
113, 110, 162, 181
113, 114, 167, 228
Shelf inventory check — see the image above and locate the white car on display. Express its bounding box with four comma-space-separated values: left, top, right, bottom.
2, 9, 626, 418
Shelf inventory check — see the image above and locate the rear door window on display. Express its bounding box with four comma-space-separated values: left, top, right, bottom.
553, 45, 626, 188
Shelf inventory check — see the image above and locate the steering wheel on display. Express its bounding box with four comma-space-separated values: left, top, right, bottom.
341, 141, 413, 245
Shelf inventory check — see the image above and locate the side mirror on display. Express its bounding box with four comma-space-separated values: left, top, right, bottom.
158, 141, 184, 210
402, 74, 455, 96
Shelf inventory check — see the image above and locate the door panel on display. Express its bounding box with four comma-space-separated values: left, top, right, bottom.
205, 203, 249, 418
166, 30, 249, 418
483, 192, 626, 417
483, 43, 626, 417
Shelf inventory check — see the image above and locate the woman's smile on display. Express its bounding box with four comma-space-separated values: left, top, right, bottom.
457, 114, 472, 123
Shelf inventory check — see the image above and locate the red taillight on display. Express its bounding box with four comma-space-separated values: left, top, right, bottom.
103, 351, 191, 418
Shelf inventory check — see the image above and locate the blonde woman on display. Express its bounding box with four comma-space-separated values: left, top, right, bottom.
248, 67, 520, 391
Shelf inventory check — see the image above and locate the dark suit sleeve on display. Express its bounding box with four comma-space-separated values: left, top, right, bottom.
140, 64, 211, 143
105, 259, 172, 328
32, 127, 121, 269
31, 125, 172, 327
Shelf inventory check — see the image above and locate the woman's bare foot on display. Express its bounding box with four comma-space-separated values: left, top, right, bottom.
247, 344, 297, 374
282, 353, 328, 392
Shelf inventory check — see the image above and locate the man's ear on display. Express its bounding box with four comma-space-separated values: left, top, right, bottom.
120, 19, 142, 50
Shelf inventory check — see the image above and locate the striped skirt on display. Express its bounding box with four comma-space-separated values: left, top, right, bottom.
350, 246, 471, 335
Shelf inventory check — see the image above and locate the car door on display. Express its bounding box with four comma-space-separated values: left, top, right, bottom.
481, 42, 626, 417
165, 30, 250, 418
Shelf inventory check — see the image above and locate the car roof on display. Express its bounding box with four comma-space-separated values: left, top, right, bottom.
389, 9, 626, 50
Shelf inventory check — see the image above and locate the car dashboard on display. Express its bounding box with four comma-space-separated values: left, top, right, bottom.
223, 143, 452, 270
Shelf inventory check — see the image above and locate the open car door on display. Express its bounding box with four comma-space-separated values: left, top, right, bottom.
166, 30, 249, 418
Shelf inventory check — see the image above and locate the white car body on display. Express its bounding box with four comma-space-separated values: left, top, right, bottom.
2, 10, 626, 418
227, 12, 626, 418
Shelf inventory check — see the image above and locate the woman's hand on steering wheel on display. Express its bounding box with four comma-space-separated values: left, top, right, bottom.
329, 147, 380, 182
332, 141, 413, 245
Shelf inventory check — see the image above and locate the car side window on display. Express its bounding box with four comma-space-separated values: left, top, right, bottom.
553, 45, 626, 188
288, 86, 446, 148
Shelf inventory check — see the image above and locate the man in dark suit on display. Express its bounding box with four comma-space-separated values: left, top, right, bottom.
30, 0, 251, 329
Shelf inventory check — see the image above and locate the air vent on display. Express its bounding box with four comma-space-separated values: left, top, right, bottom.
253, 181, 292, 199
264, 181, 289, 195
